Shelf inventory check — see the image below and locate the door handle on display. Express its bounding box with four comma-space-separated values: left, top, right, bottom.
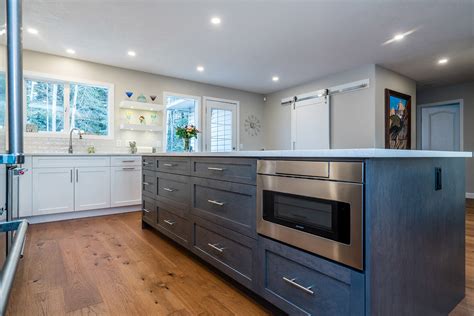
282, 277, 315, 295
163, 163, 175, 167
207, 243, 225, 253
122, 160, 135, 163
207, 167, 225, 171
76, 169, 78, 183
70, 169, 73, 183
162, 187, 176, 192
163, 219, 176, 226
143, 208, 150, 213
143, 182, 150, 186
207, 199, 225, 206
122, 167, 136, 171
143, 162, 149, 165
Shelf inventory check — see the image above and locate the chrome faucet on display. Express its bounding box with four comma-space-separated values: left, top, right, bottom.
68, 128, 84, 154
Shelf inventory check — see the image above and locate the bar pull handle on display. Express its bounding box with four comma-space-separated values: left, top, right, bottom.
122, 160, 135, 163
162, 187, 176, 192
143, 208, 150, 213
207, 243, 224, 253
163, 163, 175, 167
163, 219, 176, 226
207, 167, 225, 171
76, 169, 78, 183
70, 169, 73, 183
282, 277, 315, 295
143, 162, 150, 165
143, 182, 150, 186
122, 167, 136, 171
207, 199, 225, 206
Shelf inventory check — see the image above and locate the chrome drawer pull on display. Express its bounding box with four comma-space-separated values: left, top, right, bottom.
143, 208, 150, 213
207, 243, 224, 253
207, 199, 225, 206
282, 277, 315, 295
162, 187, 176, 192
163, 219, 176, 226
143, 162, 150, 165
123, 167, 136, 171
122, 160, 135, 163
163, 163, 175, 167
143, 182, 150, 186
207, 167, 225, 171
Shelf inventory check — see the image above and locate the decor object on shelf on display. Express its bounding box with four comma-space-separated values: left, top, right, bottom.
26, 123, 38, 133
137, 93, 147, 102
87, 145, 96, 154
150, 113, 158, 124
244, 114, 261, 137
125, 91, 133, 99
129, 141, 137, 154
385, 89, 412, 149
176, 125, 200, 152
125, 111, 132, 123
150, 95, 157, 102
138, 115, 145, 125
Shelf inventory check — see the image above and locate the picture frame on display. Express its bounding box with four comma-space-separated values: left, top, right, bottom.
385, 89, 412, 149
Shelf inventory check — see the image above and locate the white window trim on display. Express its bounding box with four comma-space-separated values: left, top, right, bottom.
202, 96, 240, 152
162, 91, 202, 152
23, 71, 115, 140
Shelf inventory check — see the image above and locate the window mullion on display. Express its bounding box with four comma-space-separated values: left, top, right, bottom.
64, 83, 71, 134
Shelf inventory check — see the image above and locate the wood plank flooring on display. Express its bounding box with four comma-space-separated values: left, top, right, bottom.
6, 212, 270, 316
6, 205, 474, 315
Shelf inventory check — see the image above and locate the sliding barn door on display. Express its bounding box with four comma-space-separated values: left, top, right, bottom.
291, 97, 330, 150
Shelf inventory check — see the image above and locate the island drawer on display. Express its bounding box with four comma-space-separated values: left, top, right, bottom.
156, 172, 190, 210
190, 177, 256, 238
142, 156, 157, 171
191, 158, 257, 185
157, 200, 190, 248
142, 170, 156, 198
259, 237, 364, 316
156, 157, 191, 175
112, 156, 141, 167
142, 195, 157, 226
192, 217, 257, 290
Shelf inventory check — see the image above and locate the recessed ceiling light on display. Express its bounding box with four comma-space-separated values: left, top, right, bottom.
27, 27, 38, 35
272, 76, 279, 82
66, 49, 75, 54
438, 58, 449, 64
127, 51, 136, 57
210, 17, 221, 25
393, 34, 405, 41
197, 65, 204, 72
382, 29, 417, 45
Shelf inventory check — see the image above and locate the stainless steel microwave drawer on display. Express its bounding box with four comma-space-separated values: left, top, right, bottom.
156, 157, 191, 175
156, 172, 190, 210
157, 201, 190, 248
190, 177, 256, 238
259, 237, 365, 316
191, 158, 257, 185
192, 218, 257, 290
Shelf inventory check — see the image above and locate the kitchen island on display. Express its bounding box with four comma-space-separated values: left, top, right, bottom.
141, 149, 471, 316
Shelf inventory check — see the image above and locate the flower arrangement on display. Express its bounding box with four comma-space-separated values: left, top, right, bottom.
176, 124, 200, 151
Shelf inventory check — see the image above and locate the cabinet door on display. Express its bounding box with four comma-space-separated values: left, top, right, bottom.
111, 166, 142, 207
32, 168, 75, 215
74, 167, 111, 211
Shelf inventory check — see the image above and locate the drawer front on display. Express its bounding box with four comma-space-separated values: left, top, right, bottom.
142, 196, 157, 226
32, 156, 110, 168
191, 177, 256, 237
142, 170, 156, 197
142, 156, 157, 171
259, 237, 364, 316
157, 201, 190, 247
111, 156, 141, 167
156, 172, 190, 209
156, 157, 190, 175
191, 158, 257, 184
192, 219, 256, 289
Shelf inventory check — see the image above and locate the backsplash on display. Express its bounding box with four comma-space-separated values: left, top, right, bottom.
25, 137, 129, 154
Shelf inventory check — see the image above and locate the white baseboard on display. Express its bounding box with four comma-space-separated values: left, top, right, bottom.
23, 205, 141, 224
466, 193, 474, 199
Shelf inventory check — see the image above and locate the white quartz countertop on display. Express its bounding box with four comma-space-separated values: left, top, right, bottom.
24, 152, 140, 156
143, 148, 472, 158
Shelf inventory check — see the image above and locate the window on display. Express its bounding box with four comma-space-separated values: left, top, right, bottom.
204, 97, 238, 152
164, 93, 200, 152
24, 75, 113, 138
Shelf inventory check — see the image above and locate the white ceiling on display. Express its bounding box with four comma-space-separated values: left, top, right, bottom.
13, 0, 474, 93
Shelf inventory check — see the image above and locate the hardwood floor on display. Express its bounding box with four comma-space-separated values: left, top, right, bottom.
6, 212, 270, 316
7, 206, 474, 315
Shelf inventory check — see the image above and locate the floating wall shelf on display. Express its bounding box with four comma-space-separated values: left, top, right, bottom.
119, 100, 165, 112
119, 123, 163, 132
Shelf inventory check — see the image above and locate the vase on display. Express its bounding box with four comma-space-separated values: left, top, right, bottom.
183, 138, 191, 152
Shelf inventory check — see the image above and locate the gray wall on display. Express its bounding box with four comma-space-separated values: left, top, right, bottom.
417, 81, 474, 194
16, 50, 265, 152
263, 65, 377, 150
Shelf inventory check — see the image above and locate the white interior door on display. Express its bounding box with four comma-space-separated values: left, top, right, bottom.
204, 98, 238, 152
291, 97, 330, 150
420, 103, 461, 151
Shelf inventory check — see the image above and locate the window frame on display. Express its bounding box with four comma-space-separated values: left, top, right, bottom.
23, 71, 115, 140
162, 91, 202, 152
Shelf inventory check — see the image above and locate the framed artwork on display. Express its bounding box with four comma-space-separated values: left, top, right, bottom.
385, 89, 412, 149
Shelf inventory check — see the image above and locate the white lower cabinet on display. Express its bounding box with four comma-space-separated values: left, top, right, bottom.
32, 167, 75, 215
74, 167, 111, 211
111, 166, 142, 207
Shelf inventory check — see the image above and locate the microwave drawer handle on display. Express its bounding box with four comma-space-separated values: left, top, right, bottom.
207, 199, 225, 206
207, 167, 225, 171
162, 187, 176, 192
282, 277, 315, 295
207, 243, 224, 253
